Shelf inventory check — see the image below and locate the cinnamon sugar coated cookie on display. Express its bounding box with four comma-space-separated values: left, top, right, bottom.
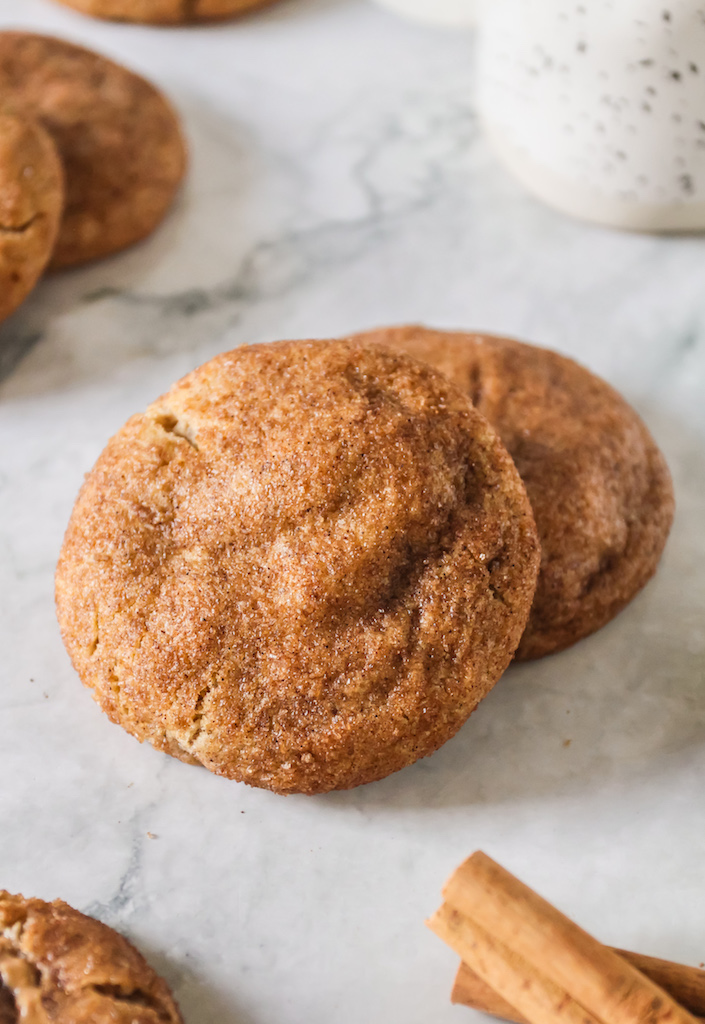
355, 326, 674, 660
0, 891, 182, 1023
0, 33, 187, 269
0, 111, 63, 322
53, 0, 280, 23
56, 340, 540, 794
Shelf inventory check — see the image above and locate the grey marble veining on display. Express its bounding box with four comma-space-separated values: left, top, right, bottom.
1, 2, 705, 1023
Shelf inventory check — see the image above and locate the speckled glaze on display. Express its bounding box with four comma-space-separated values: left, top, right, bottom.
477, 0, 705, 230
372, 0, 474, 27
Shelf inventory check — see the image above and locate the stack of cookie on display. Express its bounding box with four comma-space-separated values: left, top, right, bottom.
55, 330, 673, 796
0, 32, 187, 326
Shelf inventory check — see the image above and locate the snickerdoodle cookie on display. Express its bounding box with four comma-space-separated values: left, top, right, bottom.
0, 33, 187, 269
354, 326, 674, 661
0, 891, 182, 1023
56, 340, 539, 794
0, 111, 63, 323
53, 0, 280, 24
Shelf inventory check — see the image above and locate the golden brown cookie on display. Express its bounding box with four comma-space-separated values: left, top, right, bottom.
52, 0, 280, 23
0, 32, 187, 269
0, 891, 182, 1024
56, 339, 540, 794
354, 326, 674, 661
0, 111, 63, 322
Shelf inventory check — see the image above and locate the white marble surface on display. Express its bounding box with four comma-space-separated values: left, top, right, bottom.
1, 2, 705, 1022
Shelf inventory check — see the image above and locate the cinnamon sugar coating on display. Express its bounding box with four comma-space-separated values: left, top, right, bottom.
56, 340, 539, 794
354, 326, 674, 660
0, 33, 187, 269
0, 111, 63, 322
52, 0, 280, 24
0, 891, 182, 1024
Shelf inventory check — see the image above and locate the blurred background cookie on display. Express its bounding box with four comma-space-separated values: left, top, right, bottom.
355, 326, 674, 661
0, 890, 182, 1023
0, 32, 187, 269
0, 111, 63, 323
56, 339, 539, 794
51, 0, 281, 23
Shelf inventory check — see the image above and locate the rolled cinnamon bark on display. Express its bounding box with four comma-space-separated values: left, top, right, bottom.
452, 952, 705, 1022
429, 903, 603, 1024
429, 852, 701, 1024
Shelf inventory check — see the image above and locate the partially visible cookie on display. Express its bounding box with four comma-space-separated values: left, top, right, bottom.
53, 0, 280, 23
354, 326, 674, 661
0, 891, 182, 1023
56, 339, 540, 794
0, 32, 187, 269
0, 111, 63, 322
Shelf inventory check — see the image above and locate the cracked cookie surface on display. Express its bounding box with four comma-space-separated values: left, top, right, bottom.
51, 0, 281, 23
0, 32, 187, 269
56, 339, 539, 794
0, 111, 63, 323
0, 891, 182, 1024
354, 326, 674, 660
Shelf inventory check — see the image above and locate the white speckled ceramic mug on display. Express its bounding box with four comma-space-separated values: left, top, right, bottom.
477, 0, 705, 231
372, 0, 474, 27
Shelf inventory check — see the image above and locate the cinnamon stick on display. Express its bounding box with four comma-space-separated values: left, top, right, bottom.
452, 959, 526, 1020
452, 952, 705, 1022
429, 903, 603, 1024
430, 851, 700, 1024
